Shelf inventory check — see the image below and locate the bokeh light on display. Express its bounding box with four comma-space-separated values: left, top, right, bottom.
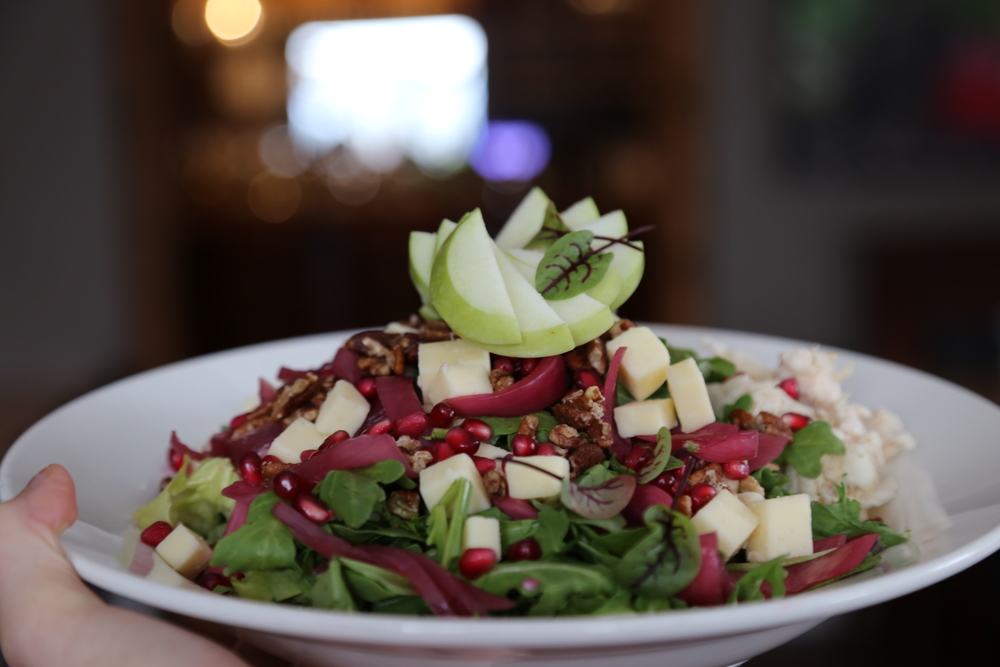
247, 171, 301, 222
469, 121, 551, 183
204, 0, 262, 44
286, 15, 487, 175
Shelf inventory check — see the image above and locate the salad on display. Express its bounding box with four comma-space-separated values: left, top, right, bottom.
132, 189, 910, 616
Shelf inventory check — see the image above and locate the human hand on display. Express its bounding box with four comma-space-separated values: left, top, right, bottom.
0, 465, 252, 667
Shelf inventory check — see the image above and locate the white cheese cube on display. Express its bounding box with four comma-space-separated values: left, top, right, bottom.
614, 398, 678, 438
417, 339, 491, 398
426, 363, 493, 408
267, 418, 327, 464
315, 379, 370, 436
666, 357, 716, 433
419, 453, 492, 515
462, 516, 501, 560
745, 494, 813, 563
475, 443, 511, 460
146, 552, 203, 591
155, 523, 213, 580
690, 489, 760, 560
738, 492, 766, 507
605, 326, 671, 400
505, 456, 570, 500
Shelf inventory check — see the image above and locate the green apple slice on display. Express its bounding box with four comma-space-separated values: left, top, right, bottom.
408, 230, 437, 305
585, 265, 623, 306
548, 293, 614, 346
468, 246, 574, 357
494, 187, 551, 250
561, 196, 600, 230
579, 210, 644, 311
430, 210, 522, 345
434, 218, 458, 256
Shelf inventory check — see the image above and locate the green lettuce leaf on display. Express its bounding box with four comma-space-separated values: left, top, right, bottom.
133, 456, 238, 542
474, 560, 616, 616
315, 470, 386, 529
210, 492, 297, 572
310, 558, 357, 611
231, 567, 307, 602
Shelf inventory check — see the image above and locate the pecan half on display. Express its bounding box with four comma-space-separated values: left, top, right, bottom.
387, 490, 421, 520
565, 339, 607, 374
483, 469, 507, 497
675, 494, 693, 517
405, 450, 434, 474
553, 386, 606, 430
262, 458, 291, 479
419, 319, 456, 342
569, 444, 606, 479
517, 415, 539, 439
548, 424, 589, 449
729, 409, 793, 440
586, 421, 613, 448
739, 476, 765, 495
346, 331, 417, 376
490, 368, 515, 391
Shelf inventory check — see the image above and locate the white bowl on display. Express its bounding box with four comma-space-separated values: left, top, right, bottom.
3, 325, 1000, 667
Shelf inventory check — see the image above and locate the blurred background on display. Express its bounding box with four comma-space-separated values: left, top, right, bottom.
1, 0, 999, 664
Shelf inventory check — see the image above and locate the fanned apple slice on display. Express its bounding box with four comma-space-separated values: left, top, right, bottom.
434, 218, 458, 256
430, 210, 522, 345
506, 246, 622, 307
494, 187, 551, 250
579, 211, 644, 311
468, 247, 574, 357
408, 230, 437, 306
561, 196, 600, 230
548, 293, 614, 346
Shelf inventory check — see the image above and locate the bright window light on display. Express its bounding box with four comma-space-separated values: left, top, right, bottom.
286, 15, 488, 175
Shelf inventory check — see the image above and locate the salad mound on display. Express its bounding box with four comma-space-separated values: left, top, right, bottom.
133, 191, 908, 616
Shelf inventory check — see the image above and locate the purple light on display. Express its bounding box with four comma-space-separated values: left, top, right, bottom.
469, 121, 551, 182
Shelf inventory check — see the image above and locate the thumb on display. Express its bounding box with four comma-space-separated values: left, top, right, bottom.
6, 464, 79, 541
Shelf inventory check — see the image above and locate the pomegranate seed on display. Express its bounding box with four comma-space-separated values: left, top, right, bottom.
140, 521, 173, 548
365, 419, 393, 435
511, 434, 537, 457
445, 428, 479, 455
493, 356, 515, 374
472, 456, 496, 475
782, 412, 811, 432
458, 548, 497, 579
689, 483, 717, 511
262, 454, 282, 466
293, 492, 333, 524
649, 472, 679, 496
537, 443, 557, 456
722, 460, 750, 480
394, 412, 429, 438
169, 449, 185, 473
574, 369, 602, 389
779, 378, 799, 400
319, 430, 350, 451
238, 452, 263, 485
273, 470, 308, 501
507, 537, 542, 562
517, 357, 539, 379
198, 572, 231, 591
428, 402, 456, 428
356, 377, 377, 399
460, 418, 492, 441
433, 442, 456, 462
231, 571, 245, 581
300, 449, 317, 462
624, 445, 652, 471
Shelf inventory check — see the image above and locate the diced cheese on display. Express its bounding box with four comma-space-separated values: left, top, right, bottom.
605, 326, 671, 400
155, 523, 213, 580
666, 357, 716, 432
145, 552, 203, 591
462, 516, 502, 559
417, 339, 491, 397
614, 398, 678, 438
690, 489, 760, 560
314, 379, 370, 436
426, 363, 493, 408
418, 453, 492, 515
505, 456, 570, 500
267, 417, 327, 464
738, 491, 766, 507
475, 442, 511, 460
745, 494, 813, 563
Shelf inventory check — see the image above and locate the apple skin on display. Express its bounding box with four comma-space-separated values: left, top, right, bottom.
494, 187, 551, 250
430, 210, 523, 345
561, 196, 600, 230
408, 230, 436, 305
549, 295, 614, 346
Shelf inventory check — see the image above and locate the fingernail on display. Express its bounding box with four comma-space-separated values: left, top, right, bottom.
26, 465, 53, 490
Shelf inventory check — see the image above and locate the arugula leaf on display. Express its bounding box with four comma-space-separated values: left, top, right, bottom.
662, 339, 735, 383
355, 460, 405, 485
636, 428, 683, 484
728, 556, 787, 603
811, 482, 908, 547
614, 505, 701, 599
534, 509, 570, 557
474, 560, 616, 616
616, 382, 635, 407
231, 568, 307, 602
425, 479, 472, 570
776, 421, 846, 478
478, 412, 558, 443
311, 559, 357, 611
210, 492, 297, 572
341, 558, 416, 602
535, 230, 613, 301
370, 596, 432, 615
752, 467, 791, 498
500, 518, 538, 552
316, 470, 385, 529
723, 394, 752, 421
